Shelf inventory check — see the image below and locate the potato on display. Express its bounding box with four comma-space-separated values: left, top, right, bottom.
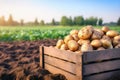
108, 45, 113, 49
115, 44, 120, 48
70, 29, 79, 35
113, 35, 120, 46
81, 43, 93, 52
95, 29, 104, 36
67, 40, 79, 51
86, 25, 94, 32
102, 26, 110, 33
91, 29, 103, 40
72, 34, 79, 41
78, 27, 92, 39
60, 44, 68, 50
102, 35, 111, 42
91, 40, 102, 48
78, 39, 90, 45
101, 39, 112, 48
56, 39, 64, 49
97, 47, 105, 50
64, 35, 73, 44
106, 30, 119, 38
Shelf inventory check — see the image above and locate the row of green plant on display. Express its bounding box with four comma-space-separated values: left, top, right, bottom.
0, 26, 120, 42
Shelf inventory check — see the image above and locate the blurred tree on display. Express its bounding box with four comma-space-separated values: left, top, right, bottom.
85, 17, 98, 26
60, 16, 69, 26
40, 20, 45, 26
51, 18, 56, 25
34, 18, 39, 25
68, 16, 73, 26
20, 19, 24, 26
0, 16, 6, 26
117, 17, 120, 26
74, 16, 84, 25
98, 18, 103, 26
7, 14, 14, 26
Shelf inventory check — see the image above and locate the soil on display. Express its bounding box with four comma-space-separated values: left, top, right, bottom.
0, 39, 67, 80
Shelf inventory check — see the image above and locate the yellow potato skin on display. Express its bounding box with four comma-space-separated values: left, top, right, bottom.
56, 39, 64, 49
102, 26, 110, 33
78, 27, 92, 40
106, 30, 119, 38
67, 40, 79, 51
91, 40, 102, 48
81, 43, 93, 52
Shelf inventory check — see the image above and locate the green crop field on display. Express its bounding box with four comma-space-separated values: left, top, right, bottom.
0, 26, 120, 42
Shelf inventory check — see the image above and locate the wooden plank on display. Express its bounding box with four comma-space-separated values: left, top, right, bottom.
44, 55, 76, 74
75, 53, 82, 80
84, 70, 120, 80
83, 48, 120, 63
40, 46, 44, 68
83, 59, 120, 76
45, 63, 78, 80
44, 46, 82, 63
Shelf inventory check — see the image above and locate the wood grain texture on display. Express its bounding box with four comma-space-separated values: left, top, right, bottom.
44, 55, 76, 74
83, 48, 120, 63
83, 59, 120, 75
75, 53, 82, 80
40, 46, 44, 68
44, 46, 82, 63
84, 70, 120, 80
45, 63, 78, 80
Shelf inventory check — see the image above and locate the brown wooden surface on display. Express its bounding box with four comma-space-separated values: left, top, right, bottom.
40, 46, 44, 68
84, 70, 120, 80
44, 46, 82, 63
44, 55, 76, 74
75, 53, 82, 80
83, 59, 120, 75
45, 63, 78, 80
40, 46, 120, 80
83, 48, 120, 63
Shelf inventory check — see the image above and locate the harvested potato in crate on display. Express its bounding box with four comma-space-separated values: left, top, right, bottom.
40, 26, 120, 80
56, 26, 120, 52
40, 46, 120, 80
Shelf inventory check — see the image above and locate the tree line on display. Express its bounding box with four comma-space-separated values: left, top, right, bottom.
60, 16, 103, 26
0, 14, 120, 26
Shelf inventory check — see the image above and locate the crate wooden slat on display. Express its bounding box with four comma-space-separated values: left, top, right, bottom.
40, 46, 120, 80
44, 46, 82, 63
44, 55, 76, 74
40, 46, 82, 80
83, 48, 120, 63
84, 70, 120, 80
83, 59, 120, 75
45, 63, 77, 80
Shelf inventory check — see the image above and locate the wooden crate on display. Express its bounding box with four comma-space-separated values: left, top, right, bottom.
40, 46, 120, 80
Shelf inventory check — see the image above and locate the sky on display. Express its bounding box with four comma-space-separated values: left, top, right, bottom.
0, 0, 120, 23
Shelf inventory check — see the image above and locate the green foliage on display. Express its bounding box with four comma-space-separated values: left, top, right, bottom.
40, 20, 45, 25
34, 18, 39, 25
68, 16, 73, 26
85, 17, 98, 26
117, 17, 120, 26
51, 18, 56, 25
60, 16, 73, 26
0, 26, 120, 42
98, 18, 103, 26
8, 14, 14, 26
20, 19, 24, 26
74, 16, 84, 25
60, 16, 68, 26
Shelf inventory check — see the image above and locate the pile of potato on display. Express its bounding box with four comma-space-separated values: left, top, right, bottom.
55, 25, 120, 53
